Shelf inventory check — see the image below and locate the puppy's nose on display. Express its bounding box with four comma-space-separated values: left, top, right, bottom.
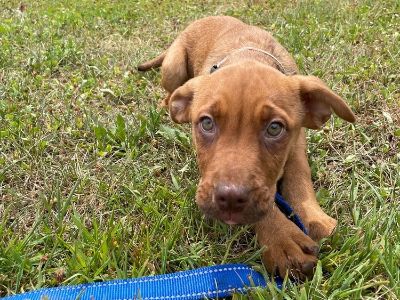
214, 184, 248, 211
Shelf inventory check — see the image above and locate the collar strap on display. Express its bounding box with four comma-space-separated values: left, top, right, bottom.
210, 46, 292, 75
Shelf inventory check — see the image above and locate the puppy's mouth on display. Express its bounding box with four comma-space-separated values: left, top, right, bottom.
217, 210, 266, 225
219, 211, 245, 225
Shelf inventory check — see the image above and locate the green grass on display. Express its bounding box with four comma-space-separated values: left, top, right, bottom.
0, 0, 399, 298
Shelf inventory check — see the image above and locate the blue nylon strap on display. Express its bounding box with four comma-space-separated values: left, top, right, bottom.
274, 193, 308, 235
2, 264, 278, 300
2, 193, 303, 300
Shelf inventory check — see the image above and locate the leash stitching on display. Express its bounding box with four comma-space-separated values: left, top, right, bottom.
123, 287, 248, 300
10, 266, 252, 296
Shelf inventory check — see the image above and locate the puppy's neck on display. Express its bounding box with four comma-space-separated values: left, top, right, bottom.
210, 47, 297, 76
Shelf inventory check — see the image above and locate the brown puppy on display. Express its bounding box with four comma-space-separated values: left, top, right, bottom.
138, 16, 355, 279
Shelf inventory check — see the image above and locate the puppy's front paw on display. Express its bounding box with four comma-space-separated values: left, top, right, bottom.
256, 212, 319, 280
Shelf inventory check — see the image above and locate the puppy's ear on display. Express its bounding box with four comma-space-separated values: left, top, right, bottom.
169, 76, 203, 123
294, 76, 355, 129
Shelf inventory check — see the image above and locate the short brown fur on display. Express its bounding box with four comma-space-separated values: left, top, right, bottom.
138, 16, 355, 280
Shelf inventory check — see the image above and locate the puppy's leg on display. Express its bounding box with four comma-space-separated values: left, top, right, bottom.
281, 129, 337, 241
256, 205, 319, 280
160, 38, 189, 107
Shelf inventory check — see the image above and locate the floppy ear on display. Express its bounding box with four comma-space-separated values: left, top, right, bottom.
294, 75, 356, 129
169, 76, 203, 123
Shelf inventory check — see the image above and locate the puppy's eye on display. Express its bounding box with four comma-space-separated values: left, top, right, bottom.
200, 116, 214, 132
265, 121, 284, 138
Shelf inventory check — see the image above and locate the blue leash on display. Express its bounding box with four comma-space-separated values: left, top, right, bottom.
2, 193, 305, 300
2, 264, 275, 300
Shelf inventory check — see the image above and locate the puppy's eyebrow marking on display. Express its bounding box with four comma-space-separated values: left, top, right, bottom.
259, 102, 292, 127
198, 100, 222, 118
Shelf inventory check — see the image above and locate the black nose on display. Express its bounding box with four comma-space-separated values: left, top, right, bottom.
214, 184, 248, 211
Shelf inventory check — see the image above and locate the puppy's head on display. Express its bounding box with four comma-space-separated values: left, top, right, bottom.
168, 62, 355, 225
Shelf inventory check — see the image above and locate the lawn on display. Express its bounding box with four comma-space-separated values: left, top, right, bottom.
0, 0, 399, 298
